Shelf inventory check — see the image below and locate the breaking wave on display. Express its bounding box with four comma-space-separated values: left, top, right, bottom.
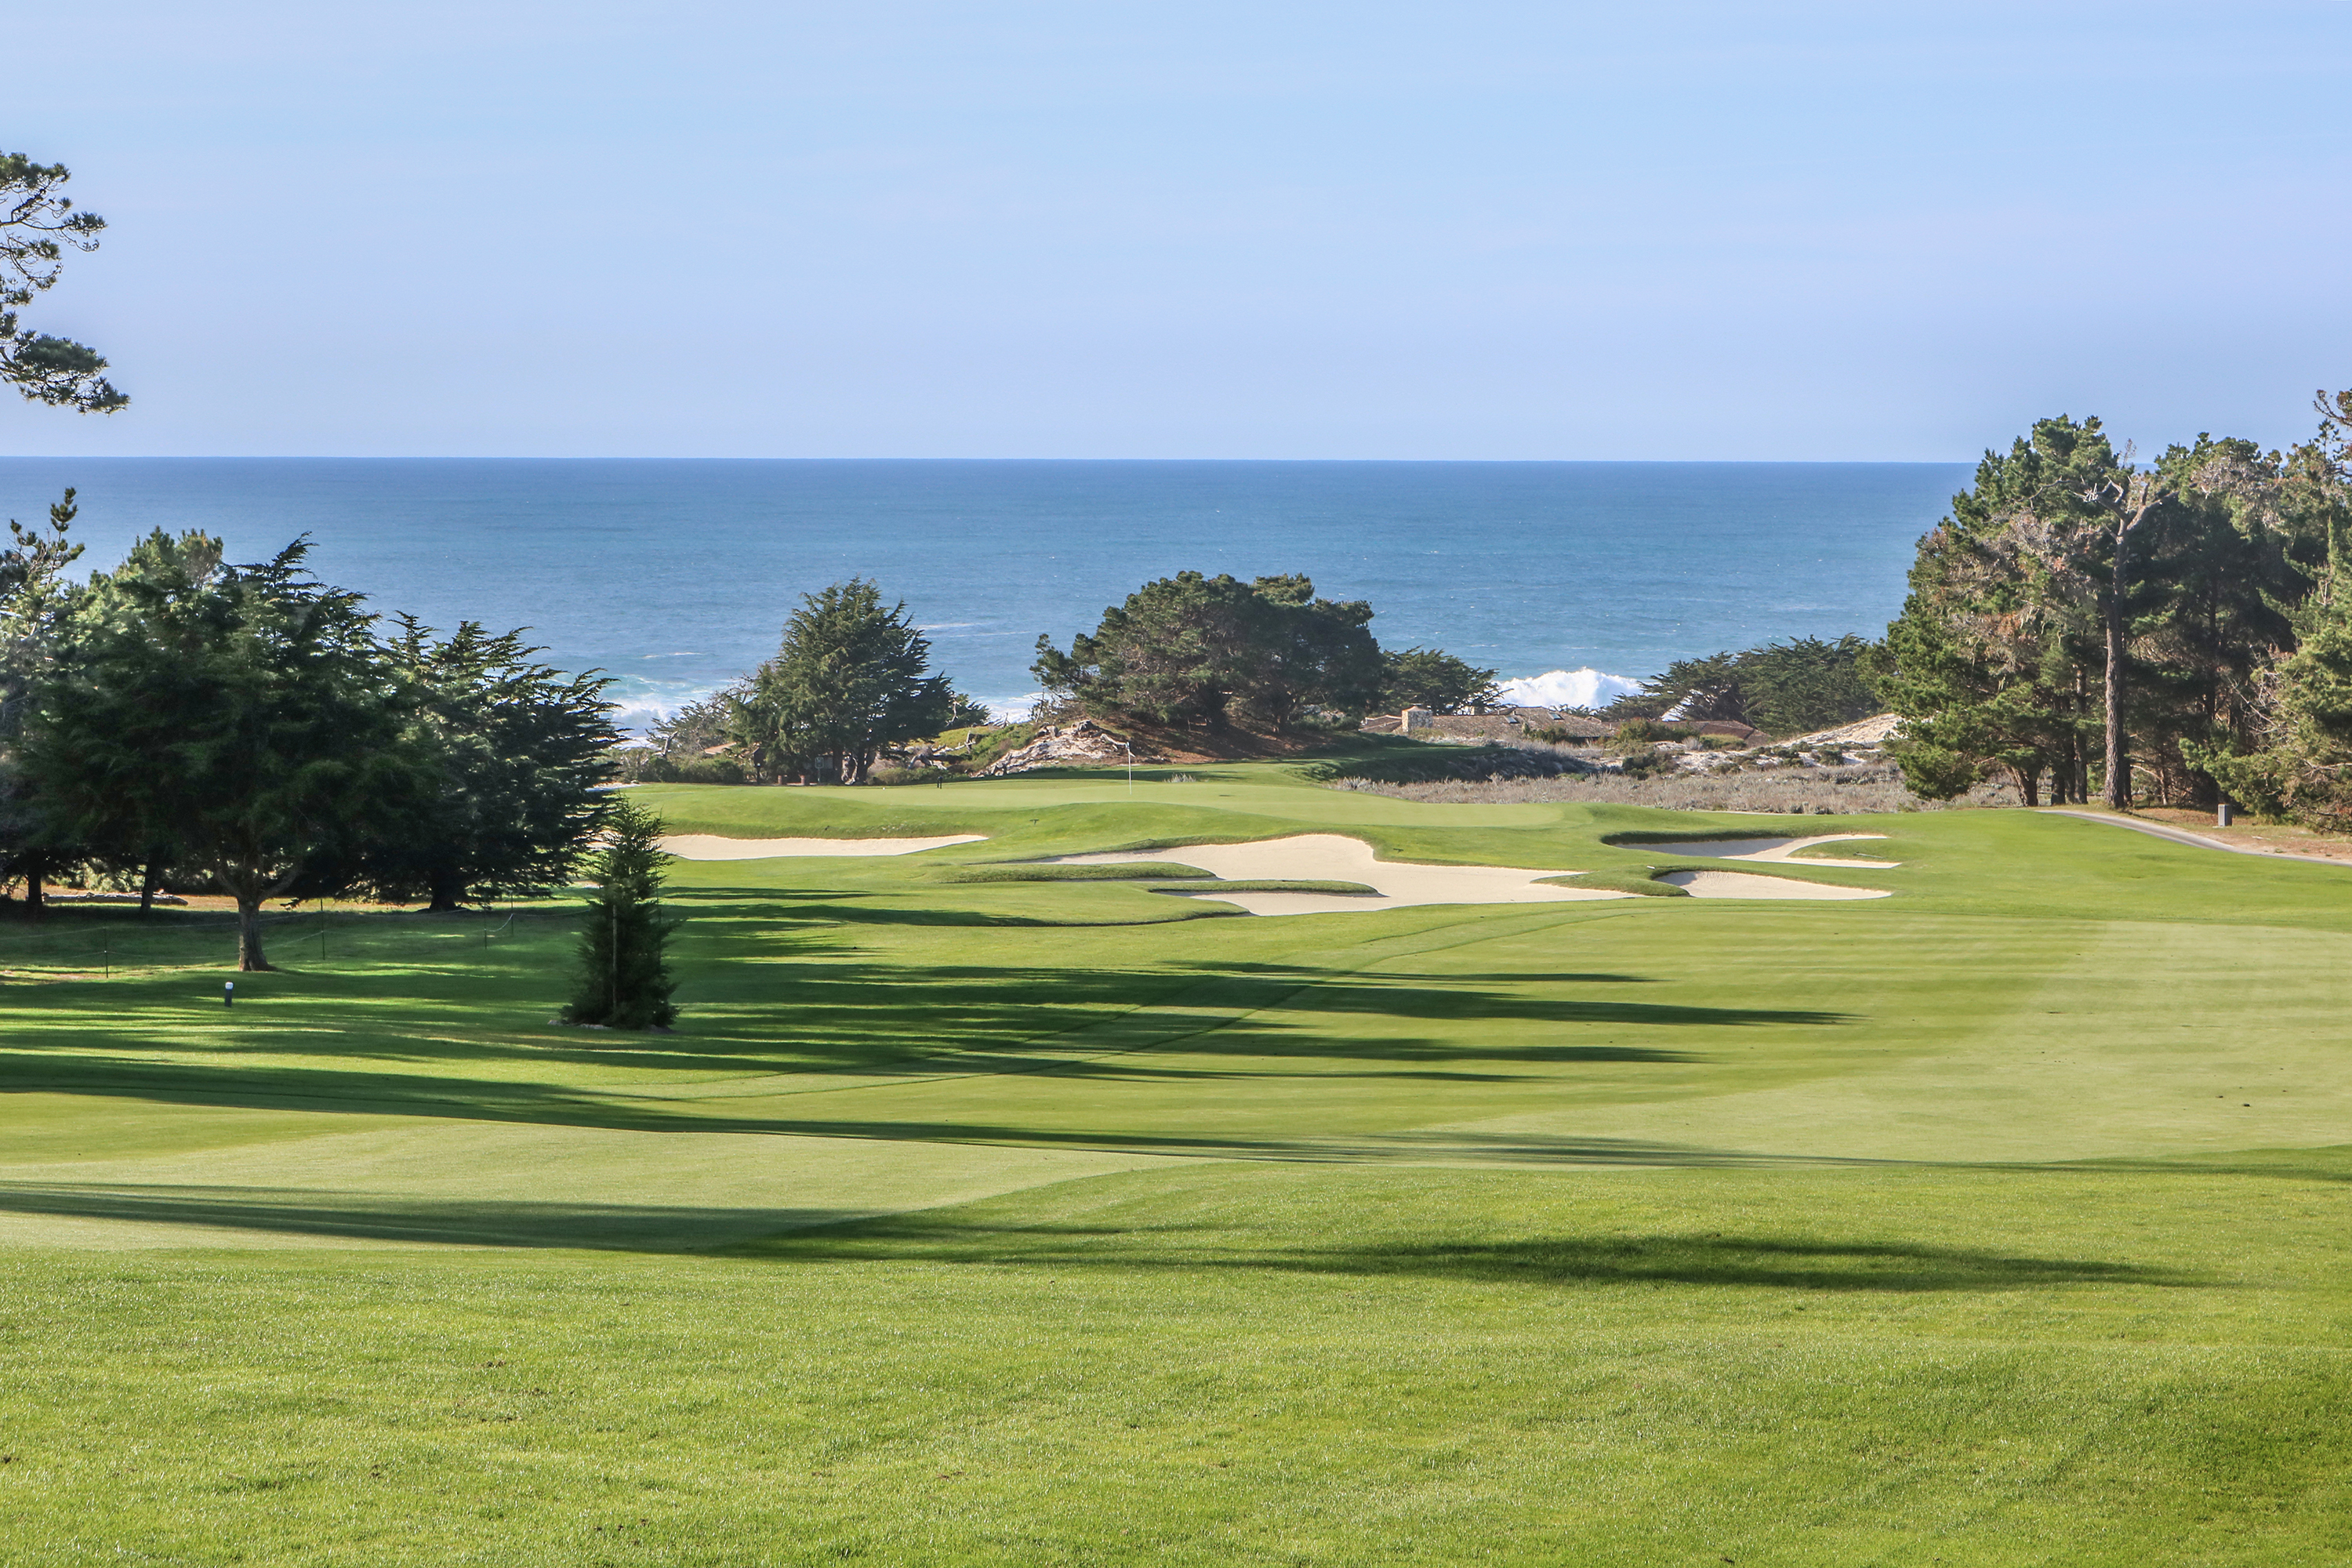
1494, 668, 1642, 710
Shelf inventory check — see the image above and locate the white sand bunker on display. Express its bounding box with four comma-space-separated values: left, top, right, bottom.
1658, 869, 1890, 900
659, 833, 987, 860
1045, 833, 1630, 916
1638, 833, 1899, 868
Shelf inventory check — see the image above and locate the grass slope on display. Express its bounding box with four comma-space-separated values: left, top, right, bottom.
2, 754, 2350, 1563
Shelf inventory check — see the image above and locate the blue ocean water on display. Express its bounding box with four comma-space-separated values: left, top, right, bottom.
0, 459, 1968, 726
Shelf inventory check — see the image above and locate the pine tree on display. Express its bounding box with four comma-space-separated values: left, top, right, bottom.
563, 798, 680, 1031
361, 617, 621, 910
1, 154, 125, 413
729, 579, 954, 783
2194, 391, 2352, 824
27, 535, 428, 968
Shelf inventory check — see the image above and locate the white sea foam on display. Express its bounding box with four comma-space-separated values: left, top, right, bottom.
603, 677, 728, 737
982, 691, 1048, 721
1495, 668, 1642, 710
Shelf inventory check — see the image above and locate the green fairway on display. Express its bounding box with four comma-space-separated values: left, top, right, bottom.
4, 757, 2350, 1563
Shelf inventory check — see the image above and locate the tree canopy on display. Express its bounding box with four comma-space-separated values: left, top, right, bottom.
564, 797, 680, 1031
1033, 571, 1381, 732
729, 579, 955, 784
25, 536, 430, 967
1610, 635, 1882, 737
354, 618, 620, 910
2192, 390, 2352, 826
1875, 412, 2307, 808
1377, 646, 1500, 714
1, 154, 124, 414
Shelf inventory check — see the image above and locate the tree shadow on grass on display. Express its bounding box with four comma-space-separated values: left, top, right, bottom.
0, 1181, 2204, 1290
0, 1062, 1784, 1158
0, 1181, 859, 1250
753, 1218, 2198, 1291
12, 953, 1844, 1088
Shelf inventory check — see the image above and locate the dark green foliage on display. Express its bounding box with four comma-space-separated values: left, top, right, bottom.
731, 579, 955, 784
0, 488, 87, 904
630, 752, 748, 786
0, 154, 125, 414
1875, 417, 2134, 804
563, 797, 678, 1030
26, 535, 428, 967
1376, 646, 1499, 714
1033, 571, 1381, 732
356, 619, 620, 909
2194, 392, 2352, 825
1613, 636, 1882, 737
1889, 742, 1984, 801
1876, 413, 2299, 808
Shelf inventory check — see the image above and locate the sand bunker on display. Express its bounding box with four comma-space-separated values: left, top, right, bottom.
1635, 833, 1899, 868
1657, 869, 1890, 900
659, 833, 987, 860
1045, 833, 1628, 916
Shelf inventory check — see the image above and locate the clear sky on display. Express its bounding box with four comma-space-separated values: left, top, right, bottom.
6, 2, 2350, 460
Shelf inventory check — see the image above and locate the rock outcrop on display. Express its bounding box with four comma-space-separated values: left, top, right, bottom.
978, 720, 1157, 777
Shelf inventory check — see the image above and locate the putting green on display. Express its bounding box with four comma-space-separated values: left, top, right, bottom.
4, 752, 2350, 1563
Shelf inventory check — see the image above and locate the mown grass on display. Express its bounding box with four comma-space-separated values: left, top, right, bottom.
3, 757, 2350, 1563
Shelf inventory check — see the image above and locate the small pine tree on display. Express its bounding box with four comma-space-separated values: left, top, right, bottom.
563, 798, 680, 1030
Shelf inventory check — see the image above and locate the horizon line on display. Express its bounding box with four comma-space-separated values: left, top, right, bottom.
0, 452, 1976, 466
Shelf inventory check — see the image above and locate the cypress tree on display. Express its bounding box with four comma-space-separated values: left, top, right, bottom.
563, 798, 680, 1030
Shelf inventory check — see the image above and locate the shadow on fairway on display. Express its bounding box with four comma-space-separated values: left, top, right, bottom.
0, 1064, 1819, 1157
0, 1181, 858, 1250
0, 1181, 2201, 1290
5, 951, 1850, 1120
748, 1219, 2196, 1292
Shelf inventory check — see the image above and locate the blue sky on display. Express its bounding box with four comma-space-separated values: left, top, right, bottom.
6, 2, 2350, 459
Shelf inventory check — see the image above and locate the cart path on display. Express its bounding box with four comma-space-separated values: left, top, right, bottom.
2044, 808, 2352, 867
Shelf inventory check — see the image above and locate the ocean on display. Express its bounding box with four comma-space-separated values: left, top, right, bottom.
0, 459, 1969, 728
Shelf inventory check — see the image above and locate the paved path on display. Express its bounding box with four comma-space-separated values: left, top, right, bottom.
2042, 808, 2352, 867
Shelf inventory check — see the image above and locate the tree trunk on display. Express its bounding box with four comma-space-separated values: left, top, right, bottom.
426, 864, 465, 913
138, 860, 160, 916
2009, 764, 2041, 808
25, 862, 42, 920
2103, 535, 2132, 810
235, 896, 271, 971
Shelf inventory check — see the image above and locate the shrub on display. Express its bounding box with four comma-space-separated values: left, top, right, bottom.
1888, 739, 1983, 801
633, 752, 748, 786
563, 798, 681, 1032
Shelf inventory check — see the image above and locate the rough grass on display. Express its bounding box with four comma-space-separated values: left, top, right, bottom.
1333, 762, 2020, 813
3, 759, 2350, 1563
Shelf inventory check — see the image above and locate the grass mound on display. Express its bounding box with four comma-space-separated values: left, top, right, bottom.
1150, 878, 1381, 896
930, 862, 1218, 883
